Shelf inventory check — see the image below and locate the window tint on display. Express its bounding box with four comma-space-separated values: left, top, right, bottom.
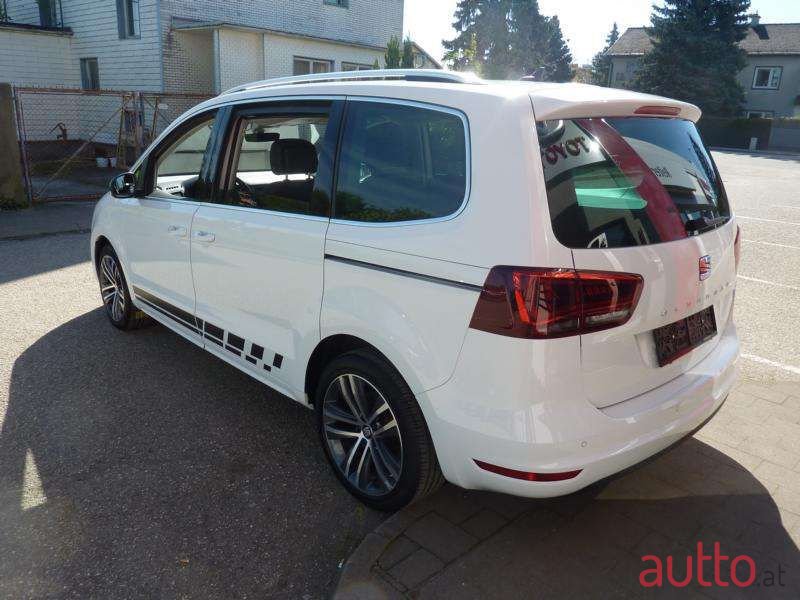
153, 113, 216, 201
224, 113, 330, 216
334, 102, 467, 223
539, 117, 730, 249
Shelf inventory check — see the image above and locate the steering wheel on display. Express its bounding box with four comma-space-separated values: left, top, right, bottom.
235, 176, 254, 197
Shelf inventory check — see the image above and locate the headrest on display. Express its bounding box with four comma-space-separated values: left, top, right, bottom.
270, 139, 318, 175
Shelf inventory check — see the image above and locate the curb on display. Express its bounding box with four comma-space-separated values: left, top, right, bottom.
332, 506, 427, 599
0, 227, 91, 242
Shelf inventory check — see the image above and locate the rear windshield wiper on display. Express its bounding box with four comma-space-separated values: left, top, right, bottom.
684, 215, 729, 235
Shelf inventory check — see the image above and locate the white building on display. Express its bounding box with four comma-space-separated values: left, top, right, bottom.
0, 0, 439, 94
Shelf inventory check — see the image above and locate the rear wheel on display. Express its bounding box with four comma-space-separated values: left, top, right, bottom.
315, 350, 443, 511
96, 245, 148, 330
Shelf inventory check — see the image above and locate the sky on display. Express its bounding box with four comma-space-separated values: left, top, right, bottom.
404, 0, 800, 66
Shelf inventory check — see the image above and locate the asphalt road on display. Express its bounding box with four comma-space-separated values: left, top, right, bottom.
715, 151, 800, 383
0, 151, 797, 599
0, 235, 384, 599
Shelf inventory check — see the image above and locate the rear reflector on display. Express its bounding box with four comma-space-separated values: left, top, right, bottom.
469, 267, 643, 339
634, 105, 682, 116
474, 460, 582, 482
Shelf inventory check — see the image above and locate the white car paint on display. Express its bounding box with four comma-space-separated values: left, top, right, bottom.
91, 70, 738, 498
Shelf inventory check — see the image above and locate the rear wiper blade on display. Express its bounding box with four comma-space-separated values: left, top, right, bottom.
684, 215, 728, 235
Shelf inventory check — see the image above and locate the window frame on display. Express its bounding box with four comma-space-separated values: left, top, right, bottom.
80, 57, 100, 90
140, 108, 222, 200
211, 99, 345, 219
324, 0, 349, 7
330, 97, 472, 227
292, 56, 334, 76
752, 66, 782, 90
116, 0, 141, 39
341, 62, 374, 71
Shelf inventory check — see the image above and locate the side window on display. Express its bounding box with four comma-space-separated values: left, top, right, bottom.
152, 112, 217, 201
334, 102, 467, 223
223, 111, 331, 216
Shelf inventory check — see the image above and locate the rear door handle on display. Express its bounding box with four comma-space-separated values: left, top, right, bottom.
193, 230, 216, 243
167, 225, 187, 237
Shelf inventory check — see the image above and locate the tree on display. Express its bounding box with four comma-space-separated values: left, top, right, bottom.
443, 0, 573, 81
589, 23, 619, 86
402, 37, 416, 68
372, 58, 381, 69
631, 0, 751, 116
385, 35, 402, 69
540, 16, 572, 82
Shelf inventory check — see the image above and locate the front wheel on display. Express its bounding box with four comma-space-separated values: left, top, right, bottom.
96, 245, 148, 330
315, 350, 443, 511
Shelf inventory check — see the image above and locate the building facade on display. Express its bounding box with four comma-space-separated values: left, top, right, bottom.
0, 0, 435, 94
606, 18, 800, 118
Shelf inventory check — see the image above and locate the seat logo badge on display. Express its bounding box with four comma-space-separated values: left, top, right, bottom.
699, 255, 712, 281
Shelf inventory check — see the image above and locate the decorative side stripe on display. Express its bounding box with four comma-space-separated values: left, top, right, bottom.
324, 254, 483, 292
133, 287, 285, 373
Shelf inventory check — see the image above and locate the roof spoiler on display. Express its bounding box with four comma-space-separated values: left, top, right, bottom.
530, 84, 701, 123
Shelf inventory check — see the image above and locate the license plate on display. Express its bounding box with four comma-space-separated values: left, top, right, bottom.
653, 306, 717, 367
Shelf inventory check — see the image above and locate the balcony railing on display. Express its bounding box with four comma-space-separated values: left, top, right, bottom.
0, 0, 66, 29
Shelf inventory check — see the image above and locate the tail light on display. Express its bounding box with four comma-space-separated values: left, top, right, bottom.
469, 267, 643, 339
733, 225, 741, 273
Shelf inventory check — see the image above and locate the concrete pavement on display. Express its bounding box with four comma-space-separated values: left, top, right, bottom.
0, 201, 95, 241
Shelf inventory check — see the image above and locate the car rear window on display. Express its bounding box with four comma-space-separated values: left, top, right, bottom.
538, 117, 730, 249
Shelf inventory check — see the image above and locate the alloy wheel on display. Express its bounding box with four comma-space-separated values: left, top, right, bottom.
322, 374, 403, 496
99, 254, 126, 322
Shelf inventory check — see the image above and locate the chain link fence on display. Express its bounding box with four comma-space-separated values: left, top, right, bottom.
14, 87, 210, 203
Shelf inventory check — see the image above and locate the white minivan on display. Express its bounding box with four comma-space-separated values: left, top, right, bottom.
91, 70, 739, 510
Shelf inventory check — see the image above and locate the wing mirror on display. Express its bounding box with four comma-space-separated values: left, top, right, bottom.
110, 172, 135, 198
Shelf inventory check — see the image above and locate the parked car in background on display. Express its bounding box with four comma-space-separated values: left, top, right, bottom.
91, 70, 740, 510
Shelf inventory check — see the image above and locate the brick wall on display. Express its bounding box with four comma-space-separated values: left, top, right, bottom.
218, 29, 264, 92
163, 29, 214, 94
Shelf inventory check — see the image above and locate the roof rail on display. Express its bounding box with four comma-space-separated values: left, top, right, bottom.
222, 69, 483, 95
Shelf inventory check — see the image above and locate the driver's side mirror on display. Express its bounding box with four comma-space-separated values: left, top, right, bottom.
110, 172, 135, 198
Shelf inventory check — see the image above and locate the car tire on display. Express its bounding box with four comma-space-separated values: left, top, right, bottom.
315, 349, 444, 511
96, 244, 149, 331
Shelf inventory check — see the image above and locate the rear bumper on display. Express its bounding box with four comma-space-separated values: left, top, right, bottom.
417, 321, 739, 498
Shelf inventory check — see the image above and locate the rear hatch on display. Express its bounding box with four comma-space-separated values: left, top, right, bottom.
537, 115, 737, 408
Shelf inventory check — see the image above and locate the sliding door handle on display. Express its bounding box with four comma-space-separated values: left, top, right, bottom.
167, 225, 187, 237
193, 230, 216, 243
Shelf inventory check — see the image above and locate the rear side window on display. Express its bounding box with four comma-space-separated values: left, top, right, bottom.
334, 101, 467, 223
538, 117, 730, 249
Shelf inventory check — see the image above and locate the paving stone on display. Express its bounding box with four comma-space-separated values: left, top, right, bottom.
737, 382, 789, 404
469, 490, 539, 520
754, 461, 800, 493
388, 548, 444, 589
739, 437, 799, 469
378, 536, 419, 571
424, 486, 482, 525
404, 512, 478, 562
460, 509, 507, 540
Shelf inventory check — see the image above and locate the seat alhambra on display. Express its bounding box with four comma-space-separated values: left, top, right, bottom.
92, 70, 739, 510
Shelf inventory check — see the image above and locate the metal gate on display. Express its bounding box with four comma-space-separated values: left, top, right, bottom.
13, 87, 210, 203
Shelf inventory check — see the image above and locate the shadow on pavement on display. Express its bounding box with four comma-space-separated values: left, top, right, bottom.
0, 309, 384, 599
372, 439, 800, 598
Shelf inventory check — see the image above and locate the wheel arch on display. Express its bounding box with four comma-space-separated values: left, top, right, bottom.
304, 334, 417, 405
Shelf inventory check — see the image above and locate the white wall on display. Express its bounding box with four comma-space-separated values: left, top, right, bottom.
263, 33, 384, 80
61, 0, 162, 92
218, 29, 264, 92
0, 29, 80, 87
164, 29, 214, 94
